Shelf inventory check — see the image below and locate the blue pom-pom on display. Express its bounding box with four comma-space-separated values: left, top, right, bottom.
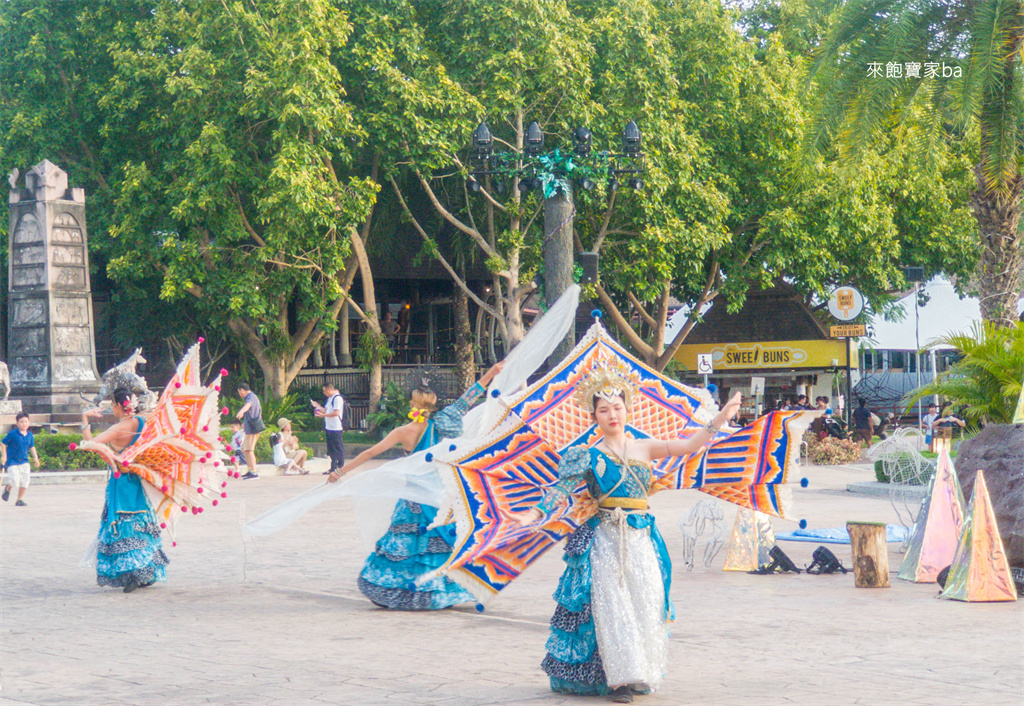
407, 581, 418, 591
591, 309, 602, 319
799, 519, 808, 529
449, 444, 457, 452
425, 453, 433, 462
418, 525, 427, 535
490, 389, 500, 398
475, 603, 485, 613
800, 477, 809, 488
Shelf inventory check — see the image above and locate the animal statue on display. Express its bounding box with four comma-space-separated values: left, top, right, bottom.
0, 360, 10, 401
87, 349, 158, 413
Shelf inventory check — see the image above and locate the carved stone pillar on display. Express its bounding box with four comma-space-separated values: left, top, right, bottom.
8, 160, 101, 418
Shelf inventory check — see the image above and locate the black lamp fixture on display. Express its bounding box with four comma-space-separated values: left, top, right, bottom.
622, 120, 642, 156
572, 126, 592, 157
467, 177, 482, 192
525, 121, 544, 156
472, 122, 493, 159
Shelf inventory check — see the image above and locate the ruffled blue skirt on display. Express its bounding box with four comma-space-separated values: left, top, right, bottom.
357, 499, 474, 610
541, 521, 610, 695
96, 502, 168, 588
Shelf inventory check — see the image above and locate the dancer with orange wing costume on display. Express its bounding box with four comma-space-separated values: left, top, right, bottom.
75, 342, 232, 592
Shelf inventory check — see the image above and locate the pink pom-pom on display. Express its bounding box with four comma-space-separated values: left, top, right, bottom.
112, 471, 121, 479
161, 485, 169, 493
175, 381, 182, 388
198, 336, 205, 343
212, 499, 219, 506
234, 471, 241, 479
230, 456, 237, 463
191, 507, 198, 515
213, 461, 220, 467
173, 541, 178, 547
221, 407, 229, 415
68, 442, 78, 451
122, 460, 130, 467
160, 522, 167, 529
182, 506, 189, 513
197, 487, 204, 494
221, 492, 227, 498
197, 506, 204, 514
214, 385, 221, 392
205, 452, 212, 459
221, 482, 227, 488
220, 368, 229, 377
202, 425, 209, 432
181, 426, 187, 434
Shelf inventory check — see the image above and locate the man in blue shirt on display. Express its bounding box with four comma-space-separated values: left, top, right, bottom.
2, 412, 40, 506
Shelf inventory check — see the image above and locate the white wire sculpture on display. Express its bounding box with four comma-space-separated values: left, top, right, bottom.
679, 498, 729, 571
867, 426, 935, 550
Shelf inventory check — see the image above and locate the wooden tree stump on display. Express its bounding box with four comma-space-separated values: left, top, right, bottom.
846, 521, 890, 588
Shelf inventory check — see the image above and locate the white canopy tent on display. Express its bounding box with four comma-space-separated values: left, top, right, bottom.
868, 276, 1023, 351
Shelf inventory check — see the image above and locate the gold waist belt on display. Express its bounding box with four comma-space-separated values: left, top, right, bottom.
598, 497, 648, 510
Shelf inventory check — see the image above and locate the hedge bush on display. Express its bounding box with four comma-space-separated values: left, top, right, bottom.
874, 455, 936, 485
34, 434, 108, 471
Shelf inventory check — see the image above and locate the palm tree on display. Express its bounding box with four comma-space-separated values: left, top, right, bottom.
904, 321, 1024, 424
807, 0, 1023, 326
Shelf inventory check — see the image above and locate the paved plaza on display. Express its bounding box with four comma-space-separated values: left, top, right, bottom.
1, 458, 1021, 705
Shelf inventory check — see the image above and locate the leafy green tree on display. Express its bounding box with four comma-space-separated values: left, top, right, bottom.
806, 0, 1024, 327
906, 322, 1024, 425
358, 0, 596, 350
577, 0, 976, 370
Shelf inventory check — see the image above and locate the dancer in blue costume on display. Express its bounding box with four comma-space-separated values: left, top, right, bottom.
81, 388, 168, 593
328, 363, 503, 610
506, 364, 742, 703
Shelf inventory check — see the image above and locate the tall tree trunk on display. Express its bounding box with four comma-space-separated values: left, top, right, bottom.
453, 279, 475, 392
971, 166, 1023, 327
544, 187, 575, 364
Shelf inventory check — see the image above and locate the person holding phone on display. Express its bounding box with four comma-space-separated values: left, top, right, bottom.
315, 383, 345, 475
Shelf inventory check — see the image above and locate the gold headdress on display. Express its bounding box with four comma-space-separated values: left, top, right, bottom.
574, 359, 641, 413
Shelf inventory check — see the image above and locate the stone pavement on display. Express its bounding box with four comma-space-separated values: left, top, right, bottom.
1, 458, 1021, 705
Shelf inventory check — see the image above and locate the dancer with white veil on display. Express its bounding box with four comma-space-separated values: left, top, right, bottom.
327, 362, 503, 609
244, 285, 583, 599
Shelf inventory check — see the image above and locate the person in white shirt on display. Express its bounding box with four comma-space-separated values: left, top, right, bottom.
921, 403, 939, 450
314, 383, 345, 475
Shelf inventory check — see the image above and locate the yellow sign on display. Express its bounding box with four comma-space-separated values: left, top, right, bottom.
674, 339, 853, 371
830, 324, 866, 338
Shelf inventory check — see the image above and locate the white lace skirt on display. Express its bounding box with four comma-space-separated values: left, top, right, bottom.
590, 520, 669, 690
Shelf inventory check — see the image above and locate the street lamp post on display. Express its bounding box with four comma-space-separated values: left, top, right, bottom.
468, 119, 646, 364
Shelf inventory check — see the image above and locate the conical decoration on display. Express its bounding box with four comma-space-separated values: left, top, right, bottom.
940, 470, 1018, 602
897, 447, 965, 583
722, 507, 777, 571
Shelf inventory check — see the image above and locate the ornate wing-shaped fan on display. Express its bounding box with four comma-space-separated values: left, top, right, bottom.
76, 342, 233, 540
428, 320, 817, 601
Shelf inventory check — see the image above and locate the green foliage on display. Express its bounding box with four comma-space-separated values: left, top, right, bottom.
37, 435, 108, 471
873, 457, 936, 485
904, 322, 1024, 425
355, 330, 394, 373
222, 392, 315, 432
365, 381, 410, 434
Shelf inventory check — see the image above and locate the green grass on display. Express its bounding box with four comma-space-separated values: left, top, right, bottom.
293, 430, 376, 445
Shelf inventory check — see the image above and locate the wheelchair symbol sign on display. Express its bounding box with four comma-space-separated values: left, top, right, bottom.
697, 353, 714, 375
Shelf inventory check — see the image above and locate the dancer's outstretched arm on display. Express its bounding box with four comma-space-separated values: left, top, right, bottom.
326, 425, 417, 483
639, 391, 743, 462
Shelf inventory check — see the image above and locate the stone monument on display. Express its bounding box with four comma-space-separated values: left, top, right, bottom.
7, 160, 101, 422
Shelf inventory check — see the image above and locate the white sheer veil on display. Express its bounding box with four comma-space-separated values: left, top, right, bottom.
243, 285, 581, 547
